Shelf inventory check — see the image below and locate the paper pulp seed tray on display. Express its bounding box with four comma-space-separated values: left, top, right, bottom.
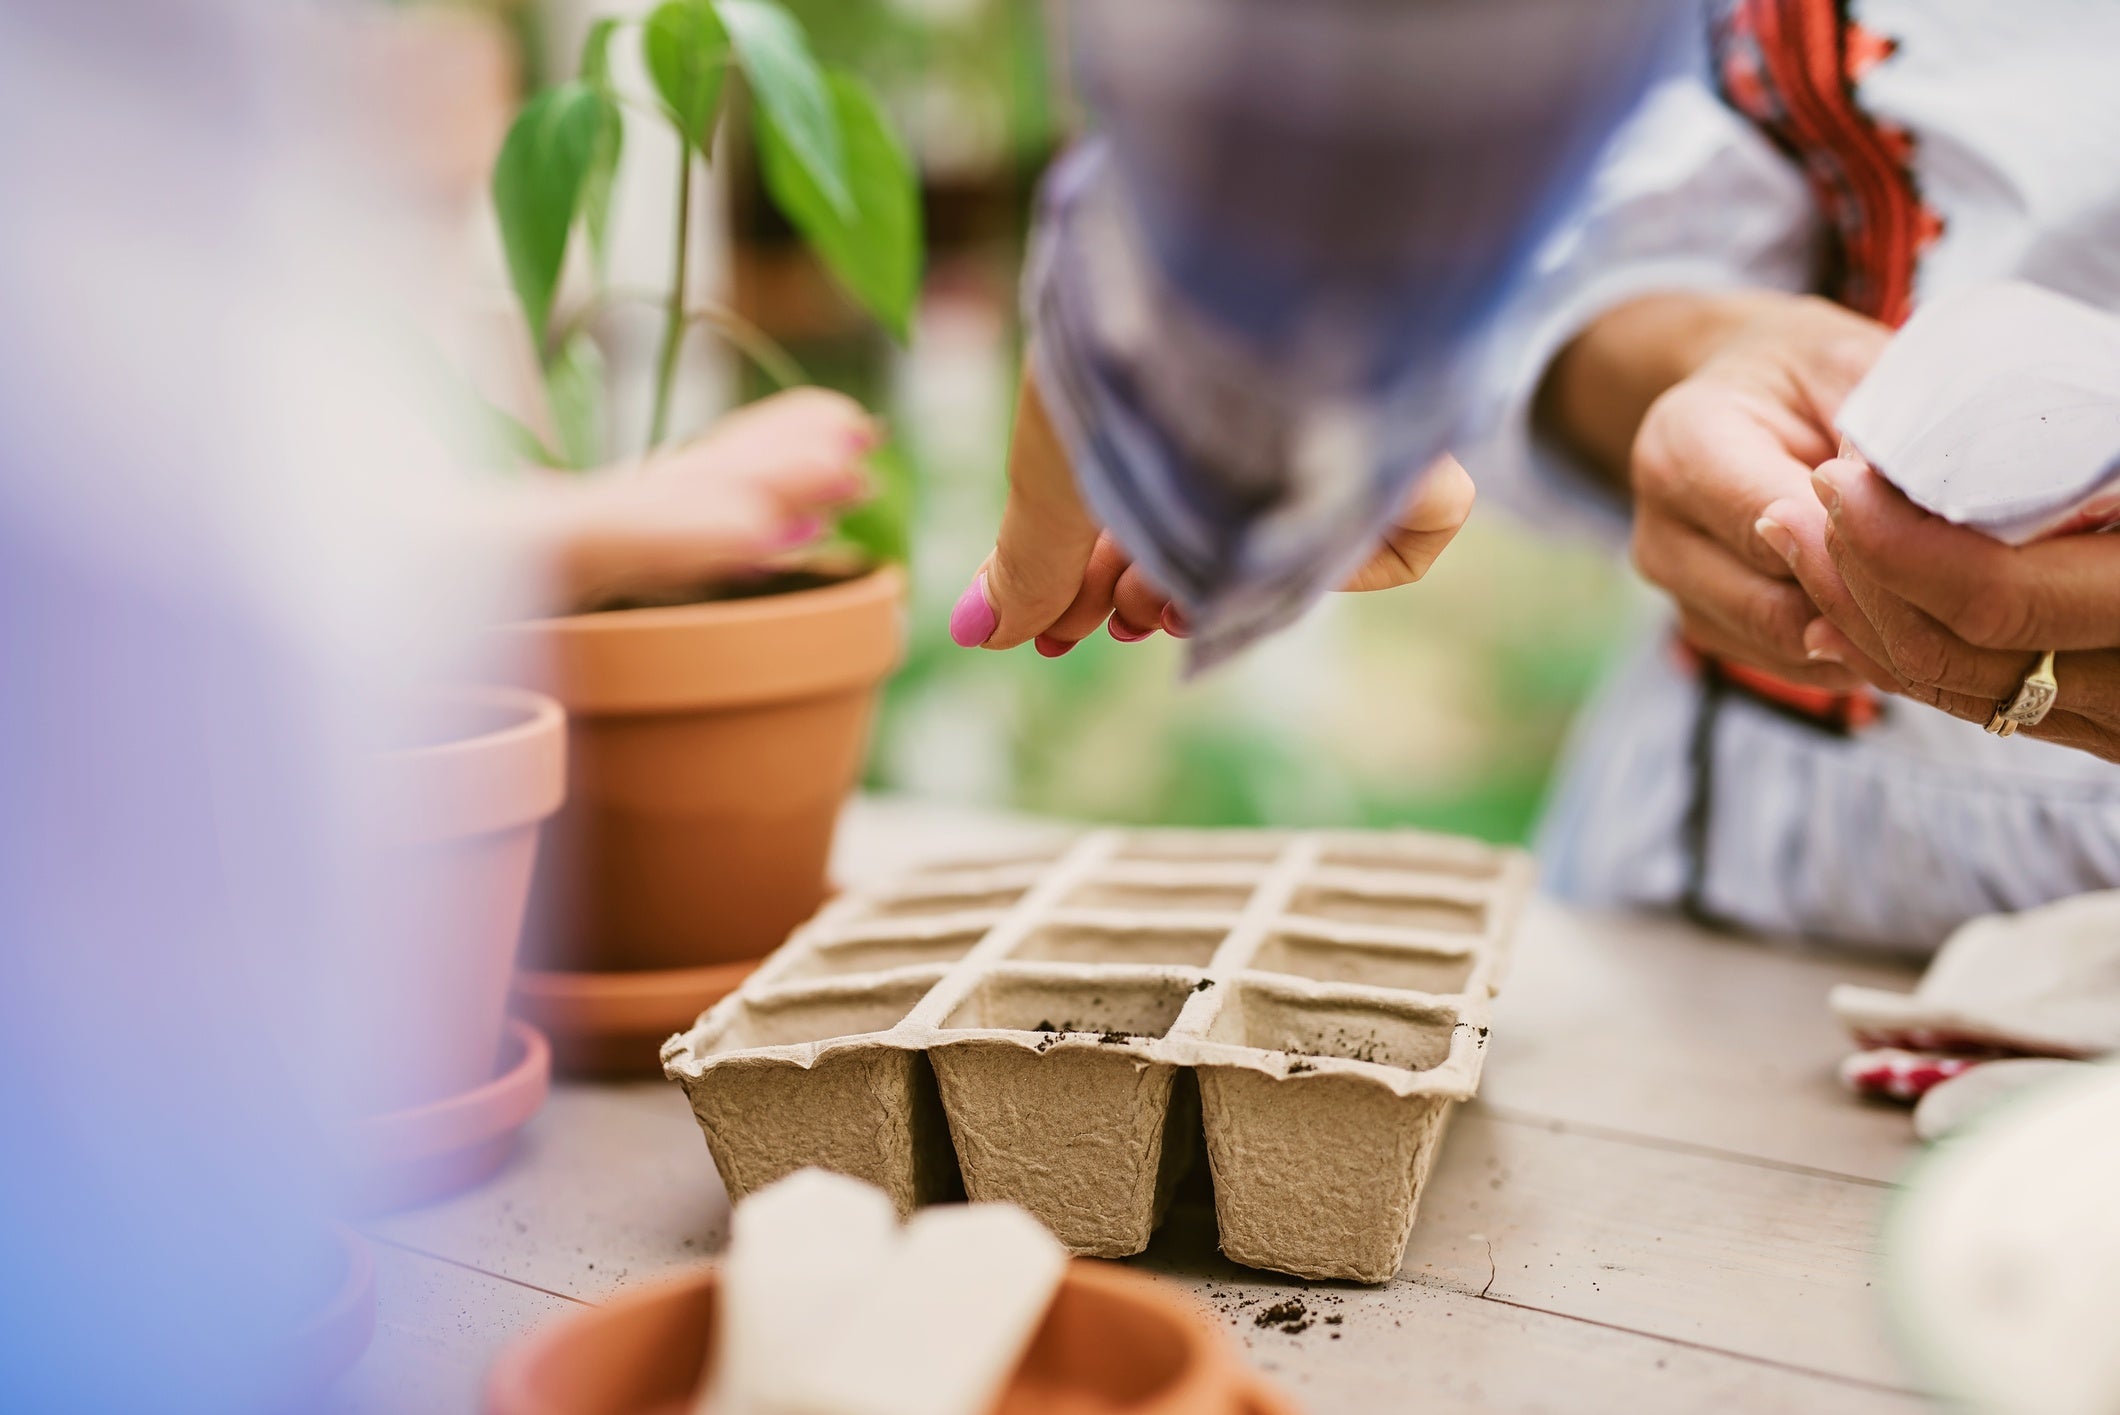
662, 829, 1532, 1283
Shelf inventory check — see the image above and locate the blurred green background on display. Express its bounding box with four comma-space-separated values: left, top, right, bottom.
501, 0, 1640, 843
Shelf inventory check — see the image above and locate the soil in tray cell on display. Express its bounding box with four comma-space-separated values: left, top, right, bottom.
1209, 983, 1458, 1072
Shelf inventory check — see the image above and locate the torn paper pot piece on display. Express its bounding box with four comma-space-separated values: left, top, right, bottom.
1836, 281, 2120, 543
1830, 890, 2120, 1059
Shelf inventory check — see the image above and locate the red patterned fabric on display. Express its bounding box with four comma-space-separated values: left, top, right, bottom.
1840, 1048, 1981, 1103
1711, 0, 1945, 329
1682, 0, 1947, 728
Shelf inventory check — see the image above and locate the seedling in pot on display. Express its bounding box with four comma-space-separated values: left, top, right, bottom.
484, 0, 921, 573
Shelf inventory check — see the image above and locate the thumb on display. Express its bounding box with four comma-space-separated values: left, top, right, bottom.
952, 373, 1101, 649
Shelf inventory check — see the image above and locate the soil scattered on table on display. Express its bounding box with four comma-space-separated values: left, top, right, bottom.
1253, 1299, 1314, 1335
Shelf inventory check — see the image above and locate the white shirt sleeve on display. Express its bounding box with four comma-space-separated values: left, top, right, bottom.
1458, 72, 1824, 545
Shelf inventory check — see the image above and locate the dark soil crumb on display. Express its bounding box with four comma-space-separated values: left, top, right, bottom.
1285, 1059, 1317, 1075
1253, 1299, 1313, 1335
1031, 1019, 1137, 1048
1192, 978, 1215, 992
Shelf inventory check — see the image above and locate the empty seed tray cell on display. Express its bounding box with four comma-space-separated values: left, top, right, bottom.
662, 829, 1533, 1283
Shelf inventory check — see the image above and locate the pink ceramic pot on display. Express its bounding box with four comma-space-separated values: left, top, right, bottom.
356, 686, 566, 1117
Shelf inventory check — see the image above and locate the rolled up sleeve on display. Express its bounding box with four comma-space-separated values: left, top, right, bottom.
1459, 73, 1824, 547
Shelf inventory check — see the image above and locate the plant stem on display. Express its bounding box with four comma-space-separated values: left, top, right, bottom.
686, 306, 805, 391
646, 143, 694, 451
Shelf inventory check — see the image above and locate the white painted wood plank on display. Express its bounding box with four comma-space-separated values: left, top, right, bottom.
1401, 1108, 1908, 1388
364, 1082, 729, 1302
1485, 900, 1923, 1182
1137, 1205, 1920, 1415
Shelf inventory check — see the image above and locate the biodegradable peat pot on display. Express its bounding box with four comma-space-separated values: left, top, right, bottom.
360, 686, 566, 1117
504, 567, 905, 979
483, 1259, 1298, 1415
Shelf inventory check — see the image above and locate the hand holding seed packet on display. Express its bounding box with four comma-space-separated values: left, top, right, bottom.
1760, 282, 2120, 764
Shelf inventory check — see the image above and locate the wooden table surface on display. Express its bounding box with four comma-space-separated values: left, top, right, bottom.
337, 797, 1934, 1414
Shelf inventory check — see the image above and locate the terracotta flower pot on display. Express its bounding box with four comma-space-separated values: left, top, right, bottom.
354, 686, 566, 1118
502, 567, 905, 978
484, 1259, 1298, 1415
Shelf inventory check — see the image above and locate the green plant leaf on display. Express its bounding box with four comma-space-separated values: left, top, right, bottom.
579, 16, 619, 85
545, 333, 607, 469
643, 0, 730, 150
758, 70, 920, 341
492, 81, 611, 347
578, 18, 626, 274
833, 436, 915, 565
717, 0, 849, 216
487, 404, 566, 469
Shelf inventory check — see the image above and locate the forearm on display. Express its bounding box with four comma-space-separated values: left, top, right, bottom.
1534, 289, 1785, 493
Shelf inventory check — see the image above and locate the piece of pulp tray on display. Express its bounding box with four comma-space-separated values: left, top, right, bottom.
662, 828, 1534, 1284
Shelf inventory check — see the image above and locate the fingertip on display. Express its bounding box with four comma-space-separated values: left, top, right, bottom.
1801, 617, 1844, 663
1108, 616, 1154, 644
948, 573, 998, 649
1810, 465, 1847, 516
1753, 515, 1798, 570
1160, 604, 1190, 639
1034, 633, 1076, 658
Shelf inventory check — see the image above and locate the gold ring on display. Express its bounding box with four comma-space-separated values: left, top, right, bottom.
1987, 649, 2059, 734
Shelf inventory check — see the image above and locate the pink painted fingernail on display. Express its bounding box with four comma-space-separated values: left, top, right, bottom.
1035, 634, 1075, 659
846, 418, 884, 455
1109, 618, 1152, 643
770, 516, 824, 550
1754, 516, 1798, 568
1811, 468, 1843, 516
1160, 605, 1191, 638
949, 573, 997, 648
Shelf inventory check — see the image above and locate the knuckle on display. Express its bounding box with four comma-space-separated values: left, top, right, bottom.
1629, 523, 1673, 588
1953, 580, 2040, 650
1737, 584, 1808, 661
1885, 630, 1955, 690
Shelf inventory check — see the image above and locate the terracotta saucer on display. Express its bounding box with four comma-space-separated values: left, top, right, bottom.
484, 1257, 1298, 1415
343, 1017, 551, 1214
512, 960, 759, 1078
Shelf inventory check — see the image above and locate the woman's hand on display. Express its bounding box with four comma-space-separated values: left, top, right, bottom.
550, 388, 877, 607
1543, 291, 1894, 690
948, 376, 1477, 653
1762, 456, 2120, 763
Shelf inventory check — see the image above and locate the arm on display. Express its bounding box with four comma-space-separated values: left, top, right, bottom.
958, 0, 1682, 669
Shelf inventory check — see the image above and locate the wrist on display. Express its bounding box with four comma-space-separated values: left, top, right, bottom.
1536, 289, 1791, 491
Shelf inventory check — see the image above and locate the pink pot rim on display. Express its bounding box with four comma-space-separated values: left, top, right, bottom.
376, 685, 567, 845
348, 1017, 550, 1167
